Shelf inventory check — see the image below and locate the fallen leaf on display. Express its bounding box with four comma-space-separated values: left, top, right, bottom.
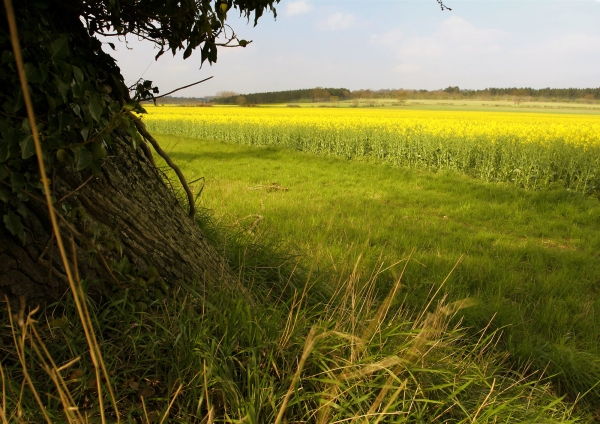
66, 369, 84, 384
137, 384, 156, 398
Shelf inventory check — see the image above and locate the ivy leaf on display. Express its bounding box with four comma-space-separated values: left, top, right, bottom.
10, 171, 25, 192
0, 186, 9, 202
122, 100, 138, 112
45, 93, 56, 111
80, 126, 89, 141
51, 36, 69, 59
125, 119, 142, 149
17, 202, 28, 218
72, 66, 84, 85
56, 149, 68, 162
3, 211, 25, 242
56, 76, 70, 102
19, 135, 35, 159
58, 112, 71, 131
75, 147, 93, 171
102, 133, 113, 145
89, 98, 103, 122
12, 90, 24, 113
0, 142, 9, 162
1, 50, 14, 63
1, 125, 19, 145
89, 160, 102, 176
0, 164, 9, 180
24, 62, 43, 83
72, 103, 81, 117
39, 63, 49, 80
90, 142, 107, 160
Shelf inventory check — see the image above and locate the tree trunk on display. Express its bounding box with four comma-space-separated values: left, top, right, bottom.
1, 130, 235, 307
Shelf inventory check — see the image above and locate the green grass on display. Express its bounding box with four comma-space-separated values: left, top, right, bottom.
1, 205, 582, 422
252, 99, 600, 114
0, 263, 582, 423
3, 129, 599, 422
156, 132, 600, 409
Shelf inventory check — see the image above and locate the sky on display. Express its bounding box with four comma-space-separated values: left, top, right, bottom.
100, 0, 600, 97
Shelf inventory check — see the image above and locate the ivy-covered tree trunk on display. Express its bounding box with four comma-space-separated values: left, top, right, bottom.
1, 130, 235, 305
0, 1, 253, 306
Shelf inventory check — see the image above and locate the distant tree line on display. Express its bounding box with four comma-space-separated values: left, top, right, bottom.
350, 87, 600, 101
213, 86, 600, 104
215, 87, 352, 104
156, 87, 600, 107
143, 96, 215, 105
437, 87, 600, 100
481, 87, 600, 100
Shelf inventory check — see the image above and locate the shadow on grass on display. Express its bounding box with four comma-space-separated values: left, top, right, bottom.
160, 134, 600, 411
170, 146, 285, 163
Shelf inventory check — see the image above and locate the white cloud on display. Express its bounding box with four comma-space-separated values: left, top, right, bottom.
547, 33, 600, 54
395, 63, 420, 74
370, 29, 403, 46
437, 16, 506, 43
396, 16, 508, 60
317, 12, 357, 31
285, 1, 313, 17
401, 37, 443, 59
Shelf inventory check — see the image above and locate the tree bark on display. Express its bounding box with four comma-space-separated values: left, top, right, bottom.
0, 130, 235, 306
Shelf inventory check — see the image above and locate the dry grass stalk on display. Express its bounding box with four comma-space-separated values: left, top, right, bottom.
7, 302, 53, 424
3, 0, 119, 420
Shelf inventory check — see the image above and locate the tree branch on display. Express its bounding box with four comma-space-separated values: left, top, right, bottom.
152, 76, 214, 100
128, 113, 196, 219
435, 0, 452, 11
139, 140, 157, 167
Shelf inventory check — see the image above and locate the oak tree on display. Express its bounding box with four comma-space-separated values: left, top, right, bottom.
0, 0, 278, 305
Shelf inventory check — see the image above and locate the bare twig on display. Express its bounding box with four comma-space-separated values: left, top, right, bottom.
248, 182, 289, 191
37, 232, 55, 262
128, 112, 196, 218
152, 76, 214, 100
92, 245, 123, 288
158, 383, 183, 424
0, 180, 84, 238
435, 0, 452, 11
56, 175, 93, 204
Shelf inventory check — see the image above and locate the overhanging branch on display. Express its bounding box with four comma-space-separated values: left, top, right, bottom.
152, 76, 214, 100
128, 113, 196, 219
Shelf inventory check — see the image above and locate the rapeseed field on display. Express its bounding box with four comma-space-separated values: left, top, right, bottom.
143, 106, 600, 193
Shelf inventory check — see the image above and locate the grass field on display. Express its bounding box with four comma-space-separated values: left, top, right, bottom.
4, 105, 600, 422
148, 105, 600, 411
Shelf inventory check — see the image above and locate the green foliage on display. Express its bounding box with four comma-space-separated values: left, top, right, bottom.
75, 0, 278, 61
0, 2, 127, 239
484, 87, 600, 100
215, 87, 352, 104
0, 0, 278, 241
214, 86, 600, 103
0, 264, 581, 422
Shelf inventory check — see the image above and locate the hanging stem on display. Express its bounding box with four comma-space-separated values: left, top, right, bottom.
128, 112, 196, 219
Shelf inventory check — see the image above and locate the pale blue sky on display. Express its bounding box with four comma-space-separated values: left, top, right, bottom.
102, 0, 600, 97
